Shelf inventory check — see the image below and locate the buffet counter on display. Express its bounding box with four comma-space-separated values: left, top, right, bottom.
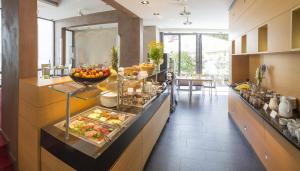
40, 88, 170, 171
228, 88, 300, 171
230, 88, 300, 149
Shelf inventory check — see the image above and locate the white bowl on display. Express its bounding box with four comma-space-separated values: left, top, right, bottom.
100, 91, 118, 108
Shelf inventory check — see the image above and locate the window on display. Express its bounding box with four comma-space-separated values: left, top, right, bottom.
38, 18, 54, 68
202, 34, 230, 84
163, 34, 198, 76
163, 33, 229, 86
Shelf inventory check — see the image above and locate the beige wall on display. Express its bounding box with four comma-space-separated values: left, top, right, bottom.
74, 28, 119, 66
249, 53, 300, 109
143, 26, 159, 63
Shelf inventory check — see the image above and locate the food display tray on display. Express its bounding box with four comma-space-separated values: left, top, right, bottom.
122, 95, 157, 108
79, 106, 136, 127
55, 106, 136, 148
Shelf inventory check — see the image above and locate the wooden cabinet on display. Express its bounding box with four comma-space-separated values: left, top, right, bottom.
142, 96, 170, 166
228, 90, 300, 171
264, 123, 300, 171
230, 0, 300, 54
292, 6, 300, 49
235, 37, 242, 55
239, 99, 266, 166
112, 95, 170, 171
268, 11, 292, 52
247, 29, 258, 54
228, 90, 244, 131
111, 134, 143, 171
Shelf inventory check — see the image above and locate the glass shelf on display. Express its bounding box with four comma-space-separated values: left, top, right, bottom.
121, 70, 166, 81
49, 82, 102, 100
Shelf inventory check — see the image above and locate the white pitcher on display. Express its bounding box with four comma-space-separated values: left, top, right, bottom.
278, 96, 293, 118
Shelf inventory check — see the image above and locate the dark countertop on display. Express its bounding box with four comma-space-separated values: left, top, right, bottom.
231, 88, 300, 150
41, 91, 170, 171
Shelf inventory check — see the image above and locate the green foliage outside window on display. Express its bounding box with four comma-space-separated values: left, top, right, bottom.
169, 51, 195, 75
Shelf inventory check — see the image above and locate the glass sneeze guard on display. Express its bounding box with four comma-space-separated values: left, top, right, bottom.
48, 82, 104, 140
48, 82, 102, 100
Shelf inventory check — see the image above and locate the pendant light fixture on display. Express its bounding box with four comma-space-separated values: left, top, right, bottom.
140, 0, 150, 5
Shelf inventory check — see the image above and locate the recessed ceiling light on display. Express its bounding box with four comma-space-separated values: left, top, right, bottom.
140, 0, 150, 5
153, 12, 160, 16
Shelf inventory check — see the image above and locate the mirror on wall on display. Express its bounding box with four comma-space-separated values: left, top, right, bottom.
66, 23, 120, 68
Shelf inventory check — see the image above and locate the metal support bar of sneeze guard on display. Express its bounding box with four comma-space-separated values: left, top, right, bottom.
65, 92, 71, 140
117, 75, 121, 111
117, 74, 124, 111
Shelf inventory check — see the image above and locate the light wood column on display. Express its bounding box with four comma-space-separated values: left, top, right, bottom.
1, 0, 38, 165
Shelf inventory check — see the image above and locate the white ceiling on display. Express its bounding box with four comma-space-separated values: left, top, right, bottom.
115, 0, 233, 30
38, 0, 114, 20
36, 0, 232, 30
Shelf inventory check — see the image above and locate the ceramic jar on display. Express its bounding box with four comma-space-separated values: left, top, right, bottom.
279, 96, 293, 118
295, 128, 300, 142
269, 97, 278, 111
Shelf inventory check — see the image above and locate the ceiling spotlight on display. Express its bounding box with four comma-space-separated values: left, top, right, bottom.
140, 0, 150, 5
153, 12, 160, 16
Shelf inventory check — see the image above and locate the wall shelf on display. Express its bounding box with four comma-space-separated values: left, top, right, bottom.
292, 7, 300, 49
232, 40, 236, 54
241, 35, 247, 53
258, 25, 268, 52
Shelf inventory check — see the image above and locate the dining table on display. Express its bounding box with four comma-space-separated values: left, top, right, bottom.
175, 75, 214, 100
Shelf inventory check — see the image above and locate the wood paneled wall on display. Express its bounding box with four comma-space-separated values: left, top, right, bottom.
55, 10, 143, 67
249, 53, 300, 110
231, 55, 249, 83
2, 0, 38, 163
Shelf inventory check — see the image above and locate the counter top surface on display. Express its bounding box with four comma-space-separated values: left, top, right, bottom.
231, 88, 300, 150
21, 76, 72, 87
41, 90, 170, 171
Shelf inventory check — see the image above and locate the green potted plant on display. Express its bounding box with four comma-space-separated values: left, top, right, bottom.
148, 41, 164, 72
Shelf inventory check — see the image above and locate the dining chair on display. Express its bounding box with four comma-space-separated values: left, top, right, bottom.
202, 75, 217, 97
192, 74, 204, 92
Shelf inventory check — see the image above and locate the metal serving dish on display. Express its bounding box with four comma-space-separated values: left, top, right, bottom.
80, 106, 136, 127
55, 106, 136, 147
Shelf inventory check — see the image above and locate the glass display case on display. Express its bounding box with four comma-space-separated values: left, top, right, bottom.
48, 70, 167, 146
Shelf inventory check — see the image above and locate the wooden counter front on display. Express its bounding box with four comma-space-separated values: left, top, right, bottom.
19, 77, 97, 171
228, 89, 300, 171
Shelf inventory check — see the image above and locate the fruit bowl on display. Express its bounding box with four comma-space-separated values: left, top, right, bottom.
70, 67, 111, 86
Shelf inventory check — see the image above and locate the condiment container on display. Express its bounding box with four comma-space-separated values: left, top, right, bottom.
269, 97, 278, 111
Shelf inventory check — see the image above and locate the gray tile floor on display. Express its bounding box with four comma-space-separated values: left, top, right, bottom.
143, 93, 266, 171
